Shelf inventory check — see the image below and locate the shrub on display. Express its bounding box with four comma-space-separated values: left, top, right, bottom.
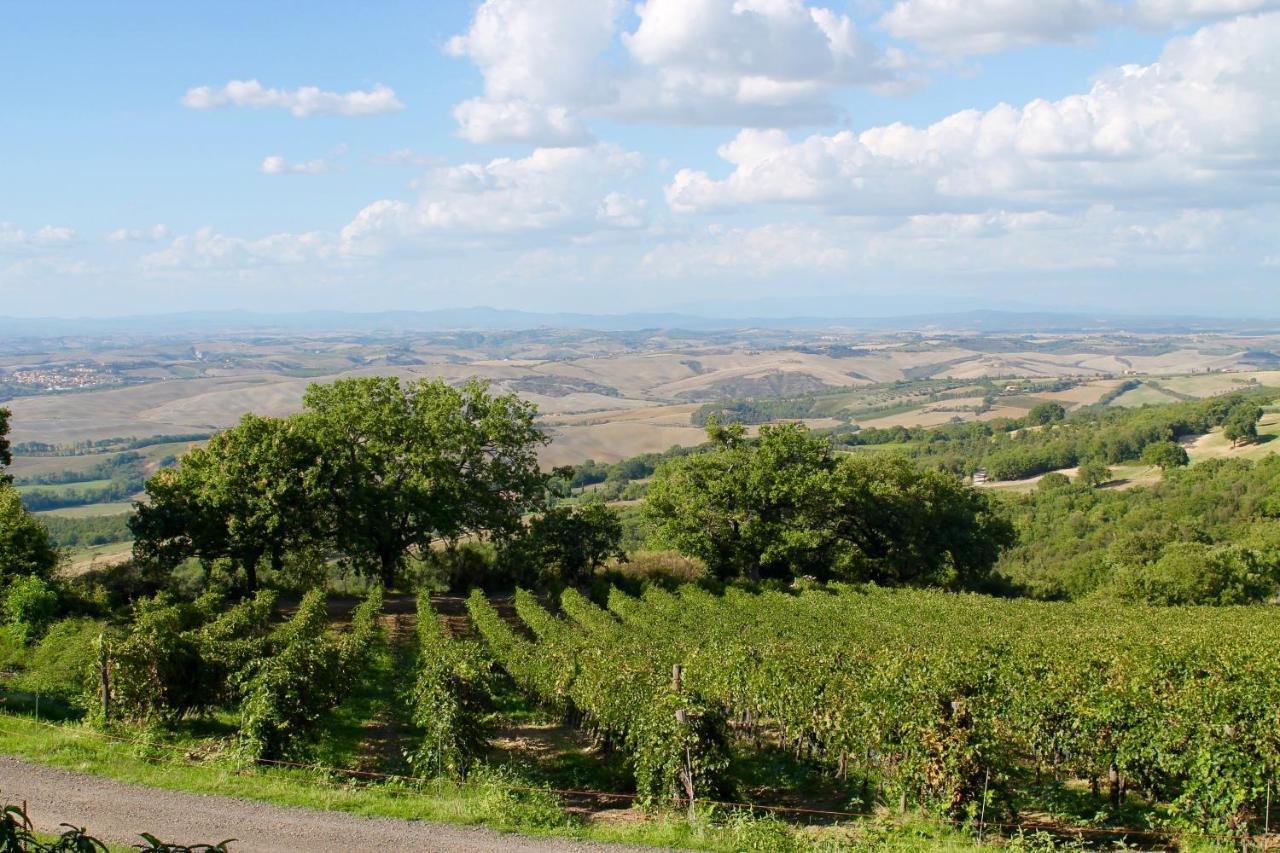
195, 588, 278, 705
1037, 472, 1072, 492
407, 595, 493, 779
602, 550, 707, 587
15, 617, 104, 702
236, 588, 379, 761
338, 585, 383, 671
1141, 440, 1190, 469
4, 575, 58, 645
109, 596, 203, 721
1114, 543, 1276, 605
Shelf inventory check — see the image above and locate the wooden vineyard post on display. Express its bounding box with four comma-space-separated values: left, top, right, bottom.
977, 768, 990, 846
1265, 779, 1272, 852
672, 664, 696, 822
97, 633, 111, 722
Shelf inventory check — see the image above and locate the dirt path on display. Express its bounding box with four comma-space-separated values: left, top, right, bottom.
351, 608, 416, 774
0, 756, 667, 853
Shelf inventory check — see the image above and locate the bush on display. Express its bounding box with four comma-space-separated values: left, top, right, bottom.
109, 596, 203, 721
1114, 543, 1276, 605
1141, 440, 1190, 469
407, 595, 493, 779
1037, 472, 1072, 492
195, 589, 278, 705
13, 617, 104, 702
3, 576, 58, 645
414, 542, 508, 592
599, 550, 708, 590
237, 588, 372, 761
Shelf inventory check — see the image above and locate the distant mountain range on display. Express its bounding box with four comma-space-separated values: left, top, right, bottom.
0, 307, 1275, 338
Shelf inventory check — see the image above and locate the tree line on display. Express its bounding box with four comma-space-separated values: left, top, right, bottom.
842, 392, 1266, 481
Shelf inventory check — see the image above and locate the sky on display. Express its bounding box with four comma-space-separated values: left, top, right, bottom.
1, 0, 1278, 319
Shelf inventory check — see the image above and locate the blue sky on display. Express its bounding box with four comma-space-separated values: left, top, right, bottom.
1, 0, 1277, 318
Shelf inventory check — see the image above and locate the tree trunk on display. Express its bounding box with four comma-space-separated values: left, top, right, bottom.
1109, 761, 1121, 809
243, 550, 261, 592
379, 548, 398, 587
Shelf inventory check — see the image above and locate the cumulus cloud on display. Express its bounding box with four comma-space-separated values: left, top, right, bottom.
142, 227, 335, 271
182, 80, 403, 117
107, 225, 169, 243
446, 0, 622, 143
0, 222, 77, 251
880, 0, 1115, 54
340, 144, 648, 255
879, 0, 1280, 55
260, 146, 346, 175
666, 14, 1280, 215
445, 0, 901, 143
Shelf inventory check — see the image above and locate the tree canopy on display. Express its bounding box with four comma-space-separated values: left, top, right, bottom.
0, 484, 59, 582
1076, 459, 1112, 488
1223, 402, 1263, 446
518, 503, 625, 585
644, 420, 1013, 587
132, 414, 325, 590
1141, 440, 1190, 470
1026, 401, 1066, 426
0, 406, 11, 483
302, 377, 548, 584
131, 377, 550, 588
996, 455, 1280, 601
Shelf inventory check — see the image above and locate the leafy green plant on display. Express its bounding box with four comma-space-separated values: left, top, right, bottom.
406, 595, 493, 779
3, 575, 58, 645
238, 586, 381, 761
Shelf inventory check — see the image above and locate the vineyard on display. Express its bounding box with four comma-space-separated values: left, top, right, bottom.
464, 583, 1280, 844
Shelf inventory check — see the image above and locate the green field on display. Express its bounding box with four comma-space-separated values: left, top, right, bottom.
36, 501, 138, 518
15, 478, 114, 495
1108, 381, 1182, 408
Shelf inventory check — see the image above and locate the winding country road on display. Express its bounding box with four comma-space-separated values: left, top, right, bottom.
0, 756, 663, 852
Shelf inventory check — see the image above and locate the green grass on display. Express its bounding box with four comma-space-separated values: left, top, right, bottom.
0, 708, 1060, 851
36, 501, 138, 518
15, 479, 115, 496
1107, 383, 1181, 408
64, 540, 134, 565
1184, 416, 1280, 464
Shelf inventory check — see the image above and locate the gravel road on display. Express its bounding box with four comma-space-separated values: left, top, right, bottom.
0, 756, 666, 852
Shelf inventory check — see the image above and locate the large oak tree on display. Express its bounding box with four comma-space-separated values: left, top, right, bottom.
302, 377, 548, 585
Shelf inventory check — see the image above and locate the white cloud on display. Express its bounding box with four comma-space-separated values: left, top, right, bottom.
880, 0, 1115, 54
446, 0, 623, 144
618, 0, 898, 119
142, 227, 336, 271
371, 148, 443, 167
340, 144, 647, 255
107, 225, 169, 243
1132, 0, 1280, 26
445, 0, 901, 143
667, 14, 1280, 215
0, 222, 77, 251
260, 146, 346, 175
451, 99, 592, 147
1, 256, 95, 279
642, 222, 851, 278
181, 80, 403, 117
879, 0, 1280, 55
